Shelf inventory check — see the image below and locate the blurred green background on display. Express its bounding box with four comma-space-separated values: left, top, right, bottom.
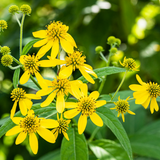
0, 0, 160, 160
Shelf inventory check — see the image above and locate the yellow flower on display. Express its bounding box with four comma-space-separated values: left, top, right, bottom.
5, 110, 59, 154
36, 76, 82, 113
52, 113, 70, 141
58, 51, 97, 84
0, 20, 8, 32
64, 83, 106, 134
110, 96, 135, 122
19, 54, 64, 87
129, 74, 160, 114
32, 21, 77, 59
10, 88, 41, 118
119, 56, 139, 71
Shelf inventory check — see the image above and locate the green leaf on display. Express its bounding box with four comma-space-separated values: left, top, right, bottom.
61, 127, 88, 160
0, 103, 56, 138
13, 68, 20, 88
96, 106, 133, 160
78, 66, 126, 83
130, 134, 160, 159
38, 149, 60, 160
21, 39, 39, 55
89, 139, 130, 160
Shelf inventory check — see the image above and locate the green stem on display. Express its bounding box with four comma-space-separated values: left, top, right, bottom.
128, 97, 135, 101
111, 70, 128, 101
88, 126, 100, 143
20, 14, 25, 56
15, 14, 21, 27
100, 52, 108, 64
8, 65, 21, 70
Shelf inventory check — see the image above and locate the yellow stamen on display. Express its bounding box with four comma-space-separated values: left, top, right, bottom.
11, 88, 26, 101
147, 82, 160, 98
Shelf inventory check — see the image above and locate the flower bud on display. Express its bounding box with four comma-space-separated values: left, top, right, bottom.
107, 36, 116, 45
0, 20, 8, 32
95, 46, 104, 54
20, 4, 31, 15
9, 5, 19, 14
1, 55, 13, 67
110, 47, 118, 54
115, 38, 121, 46
1, 46, 11, 55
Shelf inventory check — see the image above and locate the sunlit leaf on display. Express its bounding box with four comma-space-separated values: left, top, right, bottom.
13, 68, 20, 88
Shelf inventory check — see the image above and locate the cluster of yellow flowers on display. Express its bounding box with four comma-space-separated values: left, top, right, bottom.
2, 4, 160, 155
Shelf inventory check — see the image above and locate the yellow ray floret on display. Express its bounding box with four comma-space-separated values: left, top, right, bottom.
129, 74, 160, 114
5, 110, 59, 154
64, 83, 106, 134
32, 21, 77, 59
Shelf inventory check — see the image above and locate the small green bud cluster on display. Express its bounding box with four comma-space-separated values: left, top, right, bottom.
107, 36, 121, 47
95, 46, 104, 54
0, 46, 11, 55
9, 5, 19, 14
1, 54, 13, 67
20, 4, 32, 15
0, 20, 8, 32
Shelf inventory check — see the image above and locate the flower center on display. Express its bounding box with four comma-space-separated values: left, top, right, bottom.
23, 54, 39, 75
147, 82, 160, 98
11, 88, 26, 101
124, 58, 136, 70
56, 119, 69, 134
20, 115, 40, 133
77, 96, 96, 116
52, 78, 70, 95
115, 100, 129, 113
46, 21, 68, 40
65, 51, 86, 70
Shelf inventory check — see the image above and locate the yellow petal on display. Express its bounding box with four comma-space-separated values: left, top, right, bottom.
28, 110, 34, 116
19, 55, 26, 64
16, 102, 25, 117
65, 102, 77, 108
6, 126, 23, 136
89, 91, 99, 100
134, 91, 149, 104
32, 30, 47, 38
15, 131, 27, 145
52, 130, 58, 140
51, 39, 59, 59
10, 101, 17, 119
56, 93, 65, 113
64, 109, 80, 119
37, 60, 56, 67
95, 100, 106, 108
127, 110, 135, 115
12, 117, 23, 124
40, 119, 59, 128
82, 65, 97, 78
33, 38, 48, 47
19, 100, 28, 116
60, 37, 74, 53
64, 33, 77, 48
122, 114, 125, 122
36, 40, 53, 59
150, 97, 159, 114
136, 74, 146, 85
63, 131, 69, 141
36, 88, 53, 97
41, 91, 56, 107
80, 83, 88, 97
59, 65, 73, 79
37, 127, 55, 143
79, 66, 95, 84
22, 98, 33, 110
142, 97, 151, 109
90, 112, 103, 127
70, 82, 82, 99
78, 114, 87, 134
129, 84, 146, 91
25, 94, 41, 100
29, 132, 38, 154
19, 70, 30, 84
35, 71, 48, 89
